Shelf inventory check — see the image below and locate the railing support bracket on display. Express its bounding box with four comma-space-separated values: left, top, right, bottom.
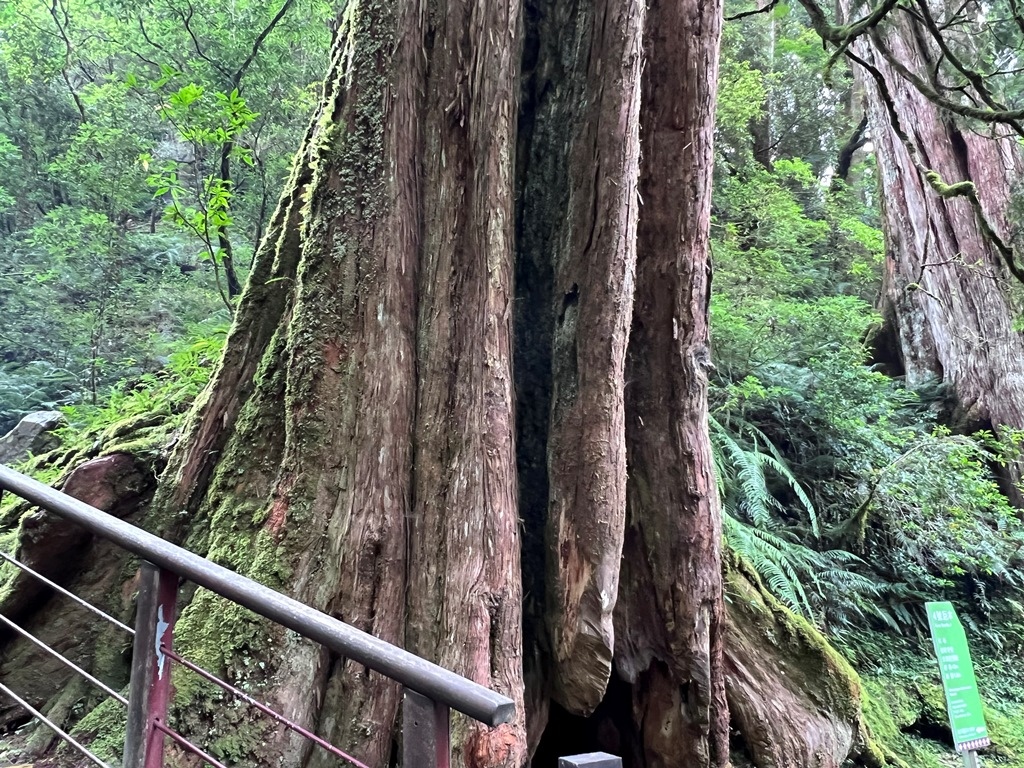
403, 687, 450, 768
124, 562, 177, 768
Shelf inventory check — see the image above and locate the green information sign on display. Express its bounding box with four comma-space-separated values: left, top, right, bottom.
926, 601, 990, 753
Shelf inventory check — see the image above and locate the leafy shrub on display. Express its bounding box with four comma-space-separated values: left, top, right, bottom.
59, 321, 228, 439
0, 361, 81, 432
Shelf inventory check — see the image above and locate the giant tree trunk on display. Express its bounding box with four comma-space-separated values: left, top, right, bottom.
0, 2, 884, 767
849, 6, 1024, 471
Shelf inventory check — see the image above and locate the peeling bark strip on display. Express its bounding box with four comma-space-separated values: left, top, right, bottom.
407, 1, 528, 766
617, 0, 729, 766
543, 0, 644, 717
849, 6, 1024, 491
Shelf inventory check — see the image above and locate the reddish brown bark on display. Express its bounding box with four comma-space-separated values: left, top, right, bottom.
0, 3, 749, 767
153, 4, 424, 765
406, 0, 527, 765
542, 0, 645, 716
616, 1, 729, 767
270, 3, 424, 763
850, 8, 1024, 465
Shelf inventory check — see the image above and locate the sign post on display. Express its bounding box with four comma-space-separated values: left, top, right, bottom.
926, 602, 990, 767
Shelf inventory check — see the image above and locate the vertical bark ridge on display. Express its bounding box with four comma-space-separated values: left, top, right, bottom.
407, 1, 528, 766
160, 3, 423, 765
270, 1, 423, 763
543, 0, 644, 716
618, 0, 729, 766
514, 1, 591, 746
851, 8, 1024, 495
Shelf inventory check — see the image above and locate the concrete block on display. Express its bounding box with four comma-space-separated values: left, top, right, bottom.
558, 752, 622, 768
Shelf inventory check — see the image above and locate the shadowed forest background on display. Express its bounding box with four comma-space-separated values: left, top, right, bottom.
3, 0, 1024, 767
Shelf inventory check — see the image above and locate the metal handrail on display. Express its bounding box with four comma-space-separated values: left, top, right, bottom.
0, 463, 515, 727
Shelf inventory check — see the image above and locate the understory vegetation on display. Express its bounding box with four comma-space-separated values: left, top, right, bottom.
0, 0, 330, 432
4, 0, 1024, 765
709, 4, 1024, 763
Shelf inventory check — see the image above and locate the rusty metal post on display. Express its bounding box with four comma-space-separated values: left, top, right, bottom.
124, 562, 177, 768
403, 687, 450, 768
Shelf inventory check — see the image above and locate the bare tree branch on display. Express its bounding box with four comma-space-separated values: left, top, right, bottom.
725, 0, 780, 23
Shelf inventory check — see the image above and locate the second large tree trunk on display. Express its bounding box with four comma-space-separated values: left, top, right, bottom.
617, 1, 730, 766
0, 2, 883, 767
852, 6, 1024, 485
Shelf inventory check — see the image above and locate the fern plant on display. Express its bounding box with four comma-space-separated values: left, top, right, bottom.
711, 415, 906, 629
710, 415, 818, 534
59, 321, 228, 440
724, 515, 817, 614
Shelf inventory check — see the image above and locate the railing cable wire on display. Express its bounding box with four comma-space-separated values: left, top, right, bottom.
0, 681, 113, 768
162, 645, 372, 768
0, 551, 133, 635
0, 463, 513, 726
0, 612, 128, 706
152, 721, 230, 768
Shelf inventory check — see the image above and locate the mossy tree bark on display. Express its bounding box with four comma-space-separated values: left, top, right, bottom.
154, 1, 527, 764
159, 2, 720, 763
0, 2, 876, 767
849, 5, 1024, 482
723, 558, 880, 768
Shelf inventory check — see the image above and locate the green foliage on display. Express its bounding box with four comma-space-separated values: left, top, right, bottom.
711, 415, 818, 534
713, 414, 915, 631
725, 516, 874, 618
0, 0, 330, 428
715, 54, 766, 156
141, 84, 259, 310
714, 2, 1024, 655
0, 214, 227, 430
862, 428, 1024, 592
0, 321, 225, 539
0, 361, 79, 429
59, 321, 227, 440
48, 81, 157, 216
0, 134, 21, 212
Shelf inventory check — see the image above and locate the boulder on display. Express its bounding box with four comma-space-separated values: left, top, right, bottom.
0, 412, 65, 465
